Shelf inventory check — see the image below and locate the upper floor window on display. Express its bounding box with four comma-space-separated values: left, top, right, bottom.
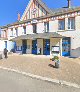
33, 24, 37, 33
58, 19, 65, 30
68, 17, 75, 30
44, 22, 49, 32
11, 28, 13, 36
15, 28, 18, 36
1, 30, 7, 38
23, 26, 26, 34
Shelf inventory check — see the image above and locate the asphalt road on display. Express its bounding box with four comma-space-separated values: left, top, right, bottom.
0, 69, 79, 92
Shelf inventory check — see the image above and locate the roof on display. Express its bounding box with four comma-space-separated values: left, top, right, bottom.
0, 37, 8, 40
20, 0, 53, 21
1, 0, 80, 29
50, 7, 80, 14
10, 32, 63, 41
37, 0, 53, 14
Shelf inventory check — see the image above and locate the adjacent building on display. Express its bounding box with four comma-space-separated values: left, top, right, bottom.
0, 28, 15, 52
0, 0, 80, 57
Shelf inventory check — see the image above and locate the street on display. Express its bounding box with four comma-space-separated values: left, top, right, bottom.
0, 69, 79, 92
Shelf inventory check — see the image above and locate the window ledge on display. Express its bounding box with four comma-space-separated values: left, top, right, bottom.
67, 29, 75, 31
57, 30, 66, 32
10, 36, 15, 37
57, 29, 75, 32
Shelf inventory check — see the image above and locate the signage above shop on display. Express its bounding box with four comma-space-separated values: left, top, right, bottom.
31, 19, 38, 24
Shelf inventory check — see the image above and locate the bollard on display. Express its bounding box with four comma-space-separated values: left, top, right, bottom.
55, 60, 60, 68
0, 54, 2, 59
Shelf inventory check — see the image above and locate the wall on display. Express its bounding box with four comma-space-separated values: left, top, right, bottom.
18, 26, 24, 36
16, 40, 22, 54
0, 40, 5, 51
49, 20, 58, 32
37, 39, 43, 55
26, 24, 33, 34
75, 16, 80, 30
37, 22, 44, 33
7, 41, 14, 52
50, 38, 61, 56
70, 37, 80, 57
26, 40, 32, 54
0, 40, 15, 52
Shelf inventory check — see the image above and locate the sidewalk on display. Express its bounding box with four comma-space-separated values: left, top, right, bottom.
0, 54, 80, 85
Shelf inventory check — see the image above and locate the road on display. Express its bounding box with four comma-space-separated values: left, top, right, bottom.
0, 69, 79, 92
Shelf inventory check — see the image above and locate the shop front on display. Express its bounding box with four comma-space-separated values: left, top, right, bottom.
11, 32, 63, 56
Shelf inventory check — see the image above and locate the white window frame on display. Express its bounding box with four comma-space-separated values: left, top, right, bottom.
15, 28, 18, 36
23, 26, 26, 34
44, 22, 49, 32
68, 17, 75, 30
58, 19, 65, 30
11, 28, 13, 37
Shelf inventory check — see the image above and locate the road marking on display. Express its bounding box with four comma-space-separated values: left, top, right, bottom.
0, 66, 80, 89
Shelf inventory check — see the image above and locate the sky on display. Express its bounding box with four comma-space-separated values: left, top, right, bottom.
0, 0, 80, 26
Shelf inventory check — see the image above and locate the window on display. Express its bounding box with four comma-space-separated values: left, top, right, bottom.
44, 22, 49, 32
11, 28, 13, 36
15, 28, 18, 36
68, 17, 75, 30
4, 30, 7, 37
58, 19, 65, 30
16, 46, 22, 51
33, 24, 37, 33
23, 26, 26, 34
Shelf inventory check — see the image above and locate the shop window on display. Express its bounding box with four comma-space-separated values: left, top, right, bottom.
16, 46, 22, 51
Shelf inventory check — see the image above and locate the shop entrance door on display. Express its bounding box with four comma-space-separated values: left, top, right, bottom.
32, 40, 37, 54
22, 40, 27, 54
62, 37, 70, 56
5, 41, 7, 49
43, 39, 50, 55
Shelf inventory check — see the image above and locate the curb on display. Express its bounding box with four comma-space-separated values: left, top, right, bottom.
0, 66, 80, 89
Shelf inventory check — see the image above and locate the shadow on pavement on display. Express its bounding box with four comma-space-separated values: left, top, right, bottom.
48, 64, 56, 68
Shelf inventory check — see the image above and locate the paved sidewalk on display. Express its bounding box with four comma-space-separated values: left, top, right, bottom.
0, 54, 80, 85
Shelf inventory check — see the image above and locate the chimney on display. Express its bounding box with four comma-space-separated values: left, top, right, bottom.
18, 13, 20, 21
67, 0, 71, 8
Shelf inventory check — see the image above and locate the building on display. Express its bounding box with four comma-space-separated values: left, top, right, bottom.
1, 0, 80, 57
0, 28, 15, 52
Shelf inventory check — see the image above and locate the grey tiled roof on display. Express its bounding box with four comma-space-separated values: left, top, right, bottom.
50, 7, 80, 14
0, 0, 80, 28
37, 0, 53, 14
10, 32, 63, 41
38, 0, 80, 14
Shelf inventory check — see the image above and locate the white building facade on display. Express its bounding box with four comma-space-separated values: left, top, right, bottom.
0, 28, 15, 52
1, 0, 80, 57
